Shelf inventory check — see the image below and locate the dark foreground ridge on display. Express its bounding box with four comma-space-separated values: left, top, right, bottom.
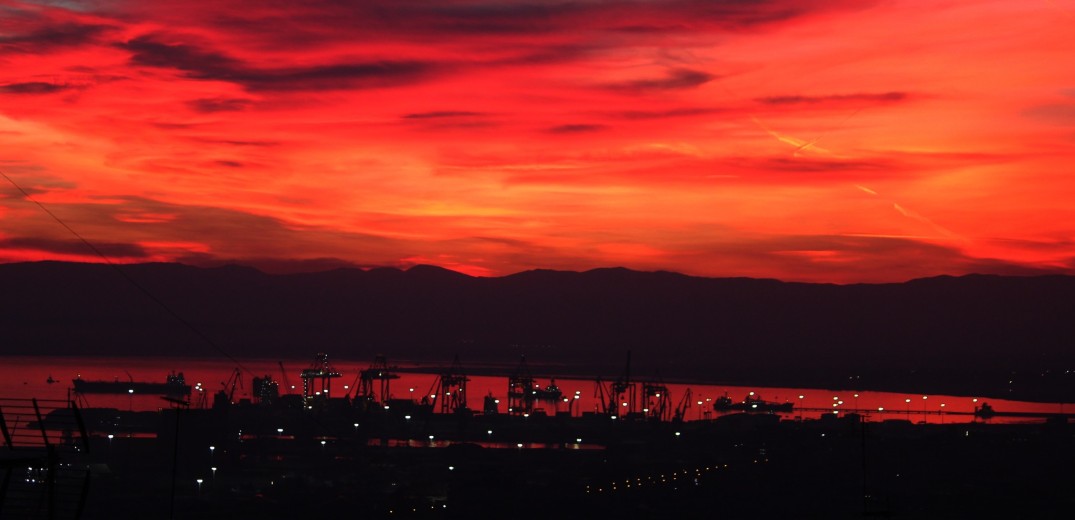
4, 261, 1075, 401
4, 393, 1074, 520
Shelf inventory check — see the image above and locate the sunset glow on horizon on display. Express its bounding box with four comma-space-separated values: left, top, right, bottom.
2, 0, 1074, 282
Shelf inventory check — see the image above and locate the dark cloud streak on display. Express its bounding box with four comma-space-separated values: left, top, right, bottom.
757, 92, 909, 105
402, 111, 485, 119
0, 237, 148, 259
615, 107, 723, 120
195, 0, 858, 46
186, 97, 254, 113
0, 82, 73, 94
0, 22, 113, 53
606, 68, 716, 92
547, 124, 608, 134
123, 36, 441, 92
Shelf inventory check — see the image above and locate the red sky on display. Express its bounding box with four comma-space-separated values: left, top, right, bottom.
1, 0, 1074, 282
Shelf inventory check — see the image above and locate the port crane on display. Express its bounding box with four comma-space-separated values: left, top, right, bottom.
358, 355, 399, 407
597, 351, 637, 416
427, 355, 469, 414
505, 356, 561, 416
344, 370, 362, 399
300, 353, 341, 401
642, 379, 671, 422
673, 388, 693, 422
213, 368, 242, 408
507, 356, 536, 416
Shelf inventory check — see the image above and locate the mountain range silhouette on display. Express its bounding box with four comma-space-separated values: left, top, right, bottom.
4, 261, 1074, 401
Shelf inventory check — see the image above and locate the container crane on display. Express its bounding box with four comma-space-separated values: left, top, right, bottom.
213, 368, 242, 409
673, 388, 693, 423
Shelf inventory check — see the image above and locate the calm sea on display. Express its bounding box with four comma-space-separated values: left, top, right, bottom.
1, 355, 1068, 424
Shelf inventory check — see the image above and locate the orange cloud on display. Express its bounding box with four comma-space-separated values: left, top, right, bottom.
1, 0, 1073, 282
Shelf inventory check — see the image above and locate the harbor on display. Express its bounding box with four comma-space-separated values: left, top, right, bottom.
6, 354, 1070, 424
3, 353, 1075, 518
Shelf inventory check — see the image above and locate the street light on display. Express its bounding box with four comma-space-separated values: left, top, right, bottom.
196, 478, 203, 497
211, 466, 217, 480
209, 445, 215, 464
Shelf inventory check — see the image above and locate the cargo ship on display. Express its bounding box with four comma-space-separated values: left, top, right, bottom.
72, 371, 191, 396
713, 392, 794, 413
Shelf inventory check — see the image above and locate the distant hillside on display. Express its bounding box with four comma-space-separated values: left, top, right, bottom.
3, 261, 1075, 401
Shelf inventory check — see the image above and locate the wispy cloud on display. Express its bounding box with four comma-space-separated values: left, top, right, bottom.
186, 97, 254, 113
0, 22, 114, 53
606, 68, 716, 92
123, 35, 443, 92
402, 111, 485, 120
0, 82, 73, 94
757, 92, 909, 106
1, 0, 1072, 281
547, 124, 608, 134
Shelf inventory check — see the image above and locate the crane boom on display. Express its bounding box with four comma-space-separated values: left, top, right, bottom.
673, 388, 693, 422
278, 361, 293, 394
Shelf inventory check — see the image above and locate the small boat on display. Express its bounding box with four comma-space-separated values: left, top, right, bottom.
531, 380, 563, 402
713, 392, 794, 413
72, 371, 191, 396
974, 402, 996, 419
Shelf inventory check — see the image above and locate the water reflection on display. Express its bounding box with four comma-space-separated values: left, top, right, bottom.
1, 356, 1069, 424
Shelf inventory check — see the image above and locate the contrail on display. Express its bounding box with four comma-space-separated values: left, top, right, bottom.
892, 202, 962, 240
852, 185, 965, 242
750, 116, 835, 156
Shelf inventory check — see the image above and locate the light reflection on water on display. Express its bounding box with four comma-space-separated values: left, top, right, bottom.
1, 356, 1070, 424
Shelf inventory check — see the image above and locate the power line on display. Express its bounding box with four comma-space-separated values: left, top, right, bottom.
1, 168, 255, 378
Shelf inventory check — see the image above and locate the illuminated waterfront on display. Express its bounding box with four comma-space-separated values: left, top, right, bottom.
2, 356, 1067, 425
